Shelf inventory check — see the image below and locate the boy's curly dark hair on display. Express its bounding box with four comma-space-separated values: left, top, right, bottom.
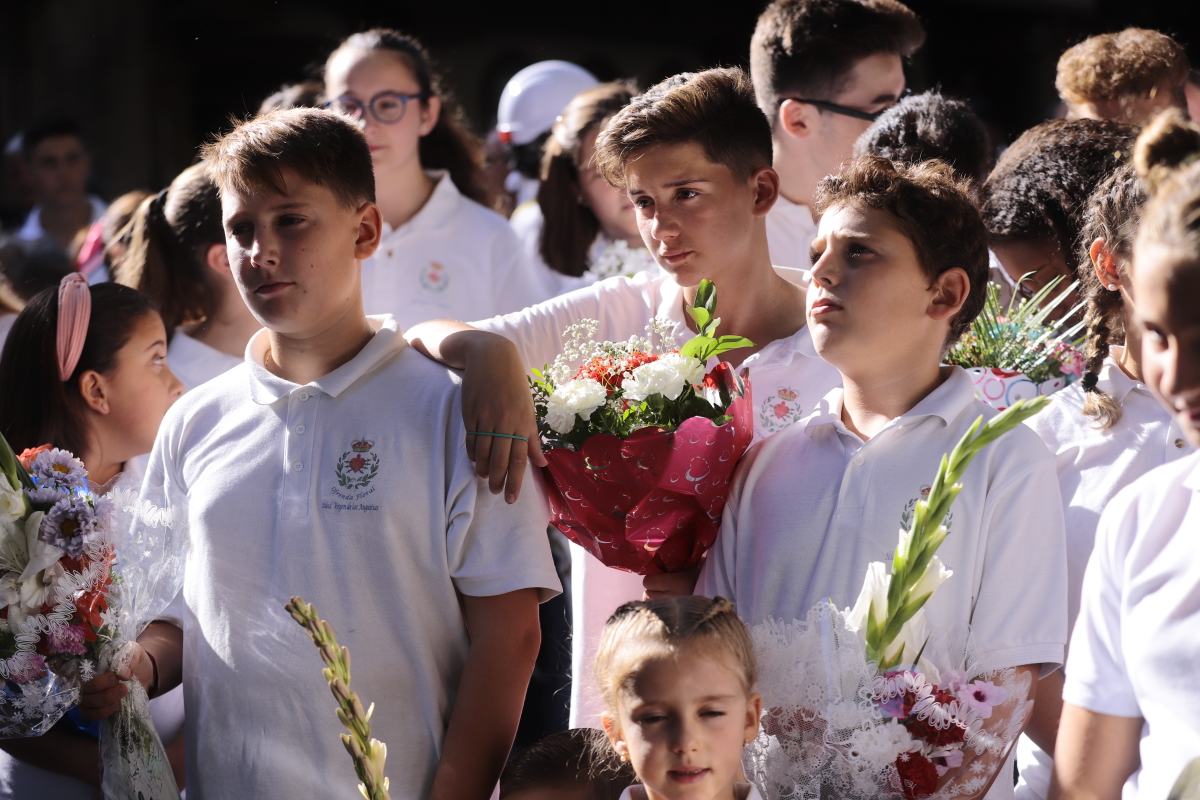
854, 91, 993, 187
981, 119, 1137, 271
815, 155, 989, 343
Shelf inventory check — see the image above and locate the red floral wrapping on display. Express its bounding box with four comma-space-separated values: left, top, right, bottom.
540, 364, 753, 575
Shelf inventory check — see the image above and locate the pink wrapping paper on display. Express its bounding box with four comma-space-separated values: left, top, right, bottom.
540, 364, 753, 575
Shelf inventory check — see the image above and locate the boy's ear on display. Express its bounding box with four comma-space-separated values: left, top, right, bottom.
419, 96, 443, 138
778, 99, 819, 141
1089, 236, 1122, 290
927, 267, 972, 323
77, 370, 110, 416
204, 243, 231, 278
354, 202, 383, 260
750, 167, 781, 217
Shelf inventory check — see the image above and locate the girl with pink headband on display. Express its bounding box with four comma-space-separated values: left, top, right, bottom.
0, 274, 185, 796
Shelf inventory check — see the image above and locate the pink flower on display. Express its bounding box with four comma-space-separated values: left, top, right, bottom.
46, 624, 88, 657
956, 679, 1009, 718
6, 652, 47, 684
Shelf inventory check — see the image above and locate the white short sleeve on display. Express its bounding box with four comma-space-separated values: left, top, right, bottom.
1062, 500, 1140, 718
442, 396, 560, 600
969, 439, 1069, 676
695, 442, 761, 602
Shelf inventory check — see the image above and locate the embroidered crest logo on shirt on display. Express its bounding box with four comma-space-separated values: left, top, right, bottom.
335, 439, 380, 490
758, 386, 805, 433
419, 261, 450, 293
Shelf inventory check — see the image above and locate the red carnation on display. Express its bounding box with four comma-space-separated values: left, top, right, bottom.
896, 751, 940, 799
901, 687, 967, 747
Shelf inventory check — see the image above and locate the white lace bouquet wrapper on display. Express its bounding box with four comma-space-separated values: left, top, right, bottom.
97, 484, 185, 800
745, 604, 1034, 800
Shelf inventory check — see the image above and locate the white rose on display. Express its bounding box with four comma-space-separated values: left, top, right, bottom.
623, 354, 704, 402
545, 378, 608, 435
0, 478, 24, 524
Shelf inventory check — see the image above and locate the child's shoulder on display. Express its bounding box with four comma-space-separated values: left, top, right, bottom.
451, 190, 521, 244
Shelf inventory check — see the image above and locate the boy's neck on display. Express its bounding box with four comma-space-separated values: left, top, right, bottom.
375, 162, 438, 230
772, 144, 815, 210
839, 362, 948, 442
263, 303, 375, 385
680, 235, 808, 367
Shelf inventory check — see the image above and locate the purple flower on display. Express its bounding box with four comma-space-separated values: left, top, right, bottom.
28, 449, 87, 490
6, 652, 47, 684
38, 495, 99, 558
46, 624, 88, 657
956, 679, 1010, 719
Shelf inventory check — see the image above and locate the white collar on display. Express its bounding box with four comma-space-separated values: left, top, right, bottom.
18, 196, 106, 240
379, 171, 460, 239
1095, 351, 1150, 404
244, 315, 405, 404
804, 366, 977, 437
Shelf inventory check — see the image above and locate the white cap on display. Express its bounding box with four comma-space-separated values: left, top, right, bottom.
497, 61, 599, 147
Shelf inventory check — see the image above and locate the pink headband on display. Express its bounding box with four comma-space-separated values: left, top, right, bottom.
56, 273, 92, 381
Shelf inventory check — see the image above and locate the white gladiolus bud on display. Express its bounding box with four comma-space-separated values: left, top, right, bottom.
909, 555, 953, 602
846, 561, 890, 634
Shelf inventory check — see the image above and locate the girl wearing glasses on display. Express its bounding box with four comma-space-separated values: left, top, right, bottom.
324, 29, 541, 328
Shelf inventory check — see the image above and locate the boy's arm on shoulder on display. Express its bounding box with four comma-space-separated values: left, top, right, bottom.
429, 589, 541, 800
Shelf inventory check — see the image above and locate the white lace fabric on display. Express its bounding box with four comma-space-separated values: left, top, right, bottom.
746, 603, 1034, 799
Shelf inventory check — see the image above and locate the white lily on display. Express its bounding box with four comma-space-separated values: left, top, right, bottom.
0, 512, 64, 627
0, 477, 23, 523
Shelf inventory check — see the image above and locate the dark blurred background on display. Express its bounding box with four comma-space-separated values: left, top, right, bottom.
2, 0, 1197, 198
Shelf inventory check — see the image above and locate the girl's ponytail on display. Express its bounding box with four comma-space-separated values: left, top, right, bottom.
114, 162, 222, 333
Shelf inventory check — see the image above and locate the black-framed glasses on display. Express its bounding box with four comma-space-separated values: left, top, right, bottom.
323, 90, 430, 125
780, 95, 902, 122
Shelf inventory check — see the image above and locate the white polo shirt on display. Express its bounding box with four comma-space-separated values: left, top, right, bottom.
360, 173, 541, 329
167, 330, 242, 390
1064, 452, 1200, 800
1016, 356, 1193, 799
140, 315, 560, 799
697, 367, 1067, 800
765, 194, 816, 275
474, 271, 842, 726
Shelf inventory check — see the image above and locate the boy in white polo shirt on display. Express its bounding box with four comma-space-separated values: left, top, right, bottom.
80, 108, 560, 800
404, 68, 843, 727
696, 155, 1068, 799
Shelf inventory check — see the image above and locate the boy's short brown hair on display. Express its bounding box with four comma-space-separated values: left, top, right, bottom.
1057, 28, 1189, 109
750, 0, 925, 117
814, 155, 989, 343
201, 108, 375, 208
593, 68, 772, 188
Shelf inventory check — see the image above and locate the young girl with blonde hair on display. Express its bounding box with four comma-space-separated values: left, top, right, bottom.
596, 596, 763, 800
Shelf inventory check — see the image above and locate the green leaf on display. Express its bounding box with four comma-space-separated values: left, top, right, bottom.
688, 306, 712, 332
694, 279, 716, 313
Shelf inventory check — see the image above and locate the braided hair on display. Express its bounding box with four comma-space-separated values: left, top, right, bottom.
1077, 164, 1146, 429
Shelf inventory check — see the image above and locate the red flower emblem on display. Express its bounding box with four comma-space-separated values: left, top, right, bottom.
348, 455, 367, 473
773, 401, 790, 418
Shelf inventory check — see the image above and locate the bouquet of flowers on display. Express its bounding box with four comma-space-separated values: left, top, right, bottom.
0, 433, 182, 799
745, 398, 1048, 800
530, 279, 754, 575
945, 278, 1087, 409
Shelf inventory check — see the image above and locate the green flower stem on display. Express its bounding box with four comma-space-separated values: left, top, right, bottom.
286, 597, 390, 800
866, 396, 1050, 668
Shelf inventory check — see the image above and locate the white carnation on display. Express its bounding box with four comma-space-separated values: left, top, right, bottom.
545, 378, 608, 435
623, 353, 705, 402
